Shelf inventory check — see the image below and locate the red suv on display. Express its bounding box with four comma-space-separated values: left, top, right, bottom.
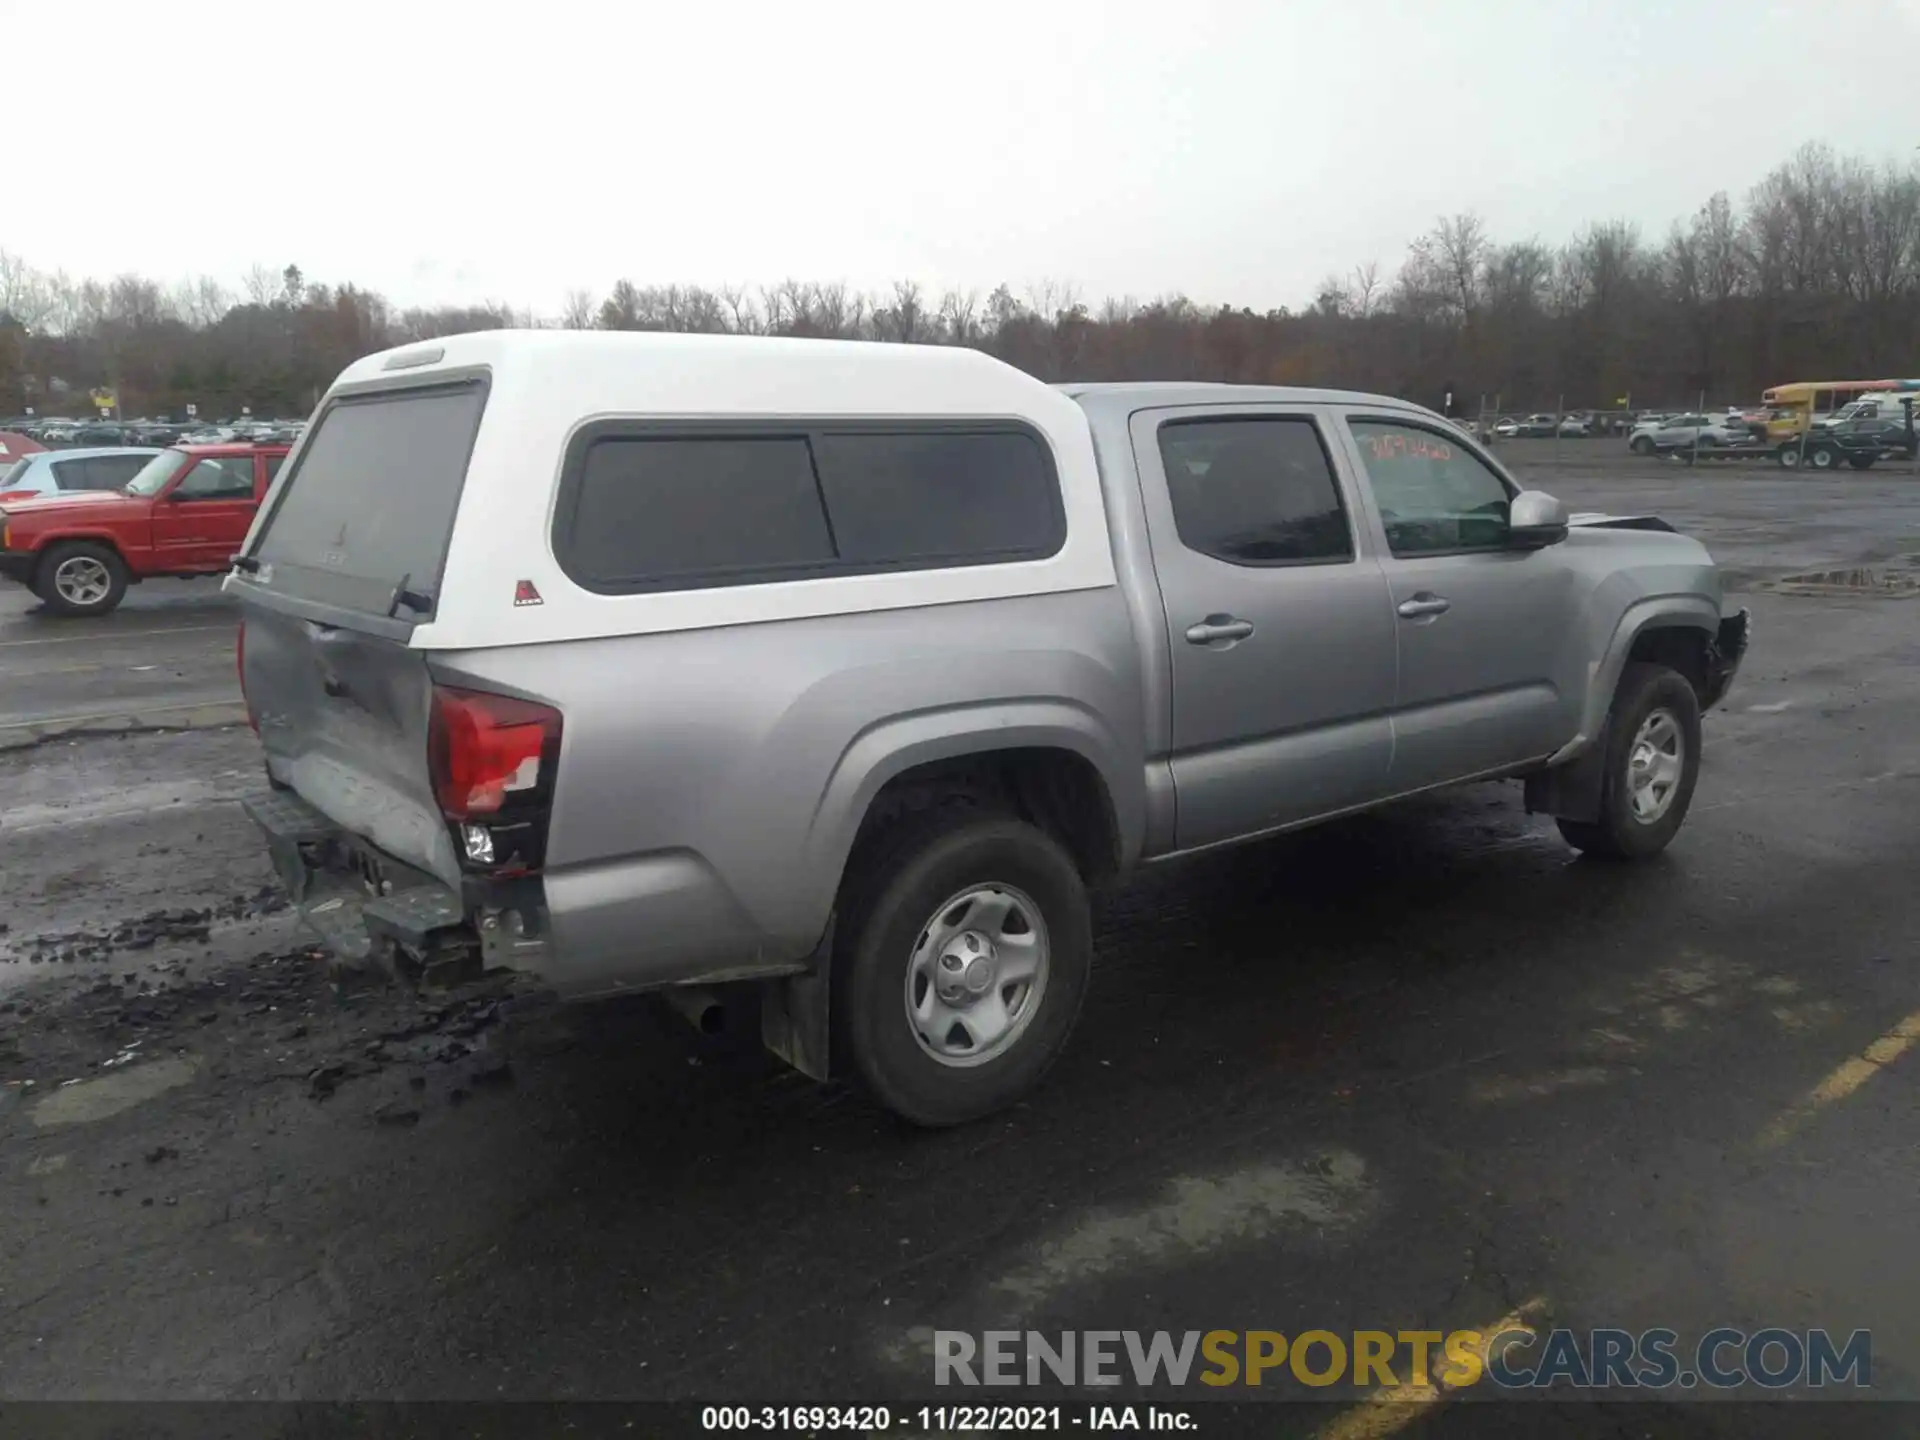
0, 443, 289, 617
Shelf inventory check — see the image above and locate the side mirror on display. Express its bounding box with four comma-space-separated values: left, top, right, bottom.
1507, 490, 1568, 550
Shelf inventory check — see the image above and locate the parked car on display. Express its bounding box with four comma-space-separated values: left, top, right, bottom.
129, 421, 185, 446
0, 446, 161, 502
38, 422, 81, 443
0, 429, 46, 464
1646, 414, 1746, 453
1627, 417, 1667, 453
1516, 413, 1559, 437
1558, 414, 1592, 437
223, 331, 1749, 1126
0, 443, 288, 615
1491, 417, 1522, 438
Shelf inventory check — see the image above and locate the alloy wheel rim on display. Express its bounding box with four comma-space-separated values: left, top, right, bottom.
1626, 709, 1684, 824
54, 556, 111, 606
904, 883, 1050, 1068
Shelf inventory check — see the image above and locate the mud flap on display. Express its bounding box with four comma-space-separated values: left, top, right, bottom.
761, 921, 833, 1082
1525, 723, 1609, 823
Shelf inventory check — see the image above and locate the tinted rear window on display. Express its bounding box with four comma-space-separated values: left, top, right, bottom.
252, 383, 484, 615
84, 455, 151, 490
556, 424, 1064, 593
1157, 417, 1351, 565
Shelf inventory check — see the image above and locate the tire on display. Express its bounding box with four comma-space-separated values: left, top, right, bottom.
34, 540, 129, 617
1809, 444, 1838, 470
834, 806, 1092, 1126
1848, 455, 1875, 470
1777, 445, 1802, 469
1630, 436, 1655, 455
1556, 662, 1703, 861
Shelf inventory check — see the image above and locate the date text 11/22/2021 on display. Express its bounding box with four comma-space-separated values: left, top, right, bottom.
701, 1405, 1196, 1431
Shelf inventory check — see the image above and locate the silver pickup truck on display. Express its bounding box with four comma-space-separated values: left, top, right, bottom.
228, 332, 1747, 1125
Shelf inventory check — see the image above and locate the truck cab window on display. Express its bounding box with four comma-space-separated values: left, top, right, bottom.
1349, 419, 1512, 555
1157, 417, 1351, 565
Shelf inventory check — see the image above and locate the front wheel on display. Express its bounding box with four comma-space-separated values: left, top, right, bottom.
1848, 455, 1876, 470
1557, 663, 1703, 861
1809, 444, 1838, 470
35, 540, 129, 617
834, 809, 1091, 1126
1777, 444, 1802, 469
1630, 435, 1655, 455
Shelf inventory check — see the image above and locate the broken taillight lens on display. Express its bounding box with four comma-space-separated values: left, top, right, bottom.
429, 686, 562, 821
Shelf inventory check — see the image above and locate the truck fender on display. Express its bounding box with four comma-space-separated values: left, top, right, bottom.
25, 531, 132, 579
1528, 596, 1718, 823
804, 699, 1141, 913
762, 702, 1138, 1085
1556, 595, 1720, 765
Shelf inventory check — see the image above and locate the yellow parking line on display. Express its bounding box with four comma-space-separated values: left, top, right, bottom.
0, 623, 231, 649
1755, 1008, 1920, 1150
1314, 1300, 1545, 1440
0, 699, 245, 734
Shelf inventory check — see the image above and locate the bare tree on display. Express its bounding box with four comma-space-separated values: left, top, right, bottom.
1348, 261, 1382, 319
242, 264, 279, 308
560, 289, 598, 329
938, 289, 981, 344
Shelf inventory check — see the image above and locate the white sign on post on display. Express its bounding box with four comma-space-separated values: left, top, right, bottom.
186, 403, 198, 418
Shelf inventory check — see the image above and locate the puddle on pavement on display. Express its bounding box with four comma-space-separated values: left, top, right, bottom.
1767, 567, 1920, 598
30, 1054, 201, 1128
878, 1151, 1378, 1369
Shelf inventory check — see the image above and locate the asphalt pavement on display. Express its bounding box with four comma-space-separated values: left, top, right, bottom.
2, 447, 1918, 1435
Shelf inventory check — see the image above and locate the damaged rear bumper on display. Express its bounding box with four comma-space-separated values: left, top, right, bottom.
243, 787, 552, 984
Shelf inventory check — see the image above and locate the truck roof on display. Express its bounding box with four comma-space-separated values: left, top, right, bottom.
175, 442, 292, 457
1060, 381, 1433, 416
332, 329, 1076, 425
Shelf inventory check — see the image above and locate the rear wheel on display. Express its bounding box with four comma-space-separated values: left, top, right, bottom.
1557, 663, 1702, 861
834, 805, 1091, 1126
1809, 444, 1838, 470
1777, 444, 1802, 469
35, 540, 128, 618
1848, 455, 1875, 470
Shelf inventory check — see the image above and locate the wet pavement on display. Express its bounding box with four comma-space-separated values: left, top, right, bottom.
1, 453, 1917, 1433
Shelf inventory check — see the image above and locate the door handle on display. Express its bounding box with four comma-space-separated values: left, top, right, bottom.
1185, 616, 1255, 645
1397, 594, 1452, 618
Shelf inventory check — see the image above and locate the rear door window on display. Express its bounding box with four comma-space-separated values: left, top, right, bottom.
1156, 416, 1352, 565
251, 383, 485, 616
175, 456, 257, 499
83, 455, 151, 490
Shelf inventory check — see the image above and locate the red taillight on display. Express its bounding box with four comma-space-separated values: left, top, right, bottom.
429, 686, 562, 820
0, 490, 35, 502
236, 621, 258, 733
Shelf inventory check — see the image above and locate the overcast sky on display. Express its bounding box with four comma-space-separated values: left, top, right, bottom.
7, 0, 1917, 314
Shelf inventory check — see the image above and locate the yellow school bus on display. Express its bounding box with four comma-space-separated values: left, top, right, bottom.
1759, 379, 1912, 439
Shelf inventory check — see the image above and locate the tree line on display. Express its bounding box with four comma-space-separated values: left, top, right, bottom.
1, 142, 1915, 421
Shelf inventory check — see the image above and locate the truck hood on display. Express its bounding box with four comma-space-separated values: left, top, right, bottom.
1568, 512, 1677, 533
0, 490, 141, 518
